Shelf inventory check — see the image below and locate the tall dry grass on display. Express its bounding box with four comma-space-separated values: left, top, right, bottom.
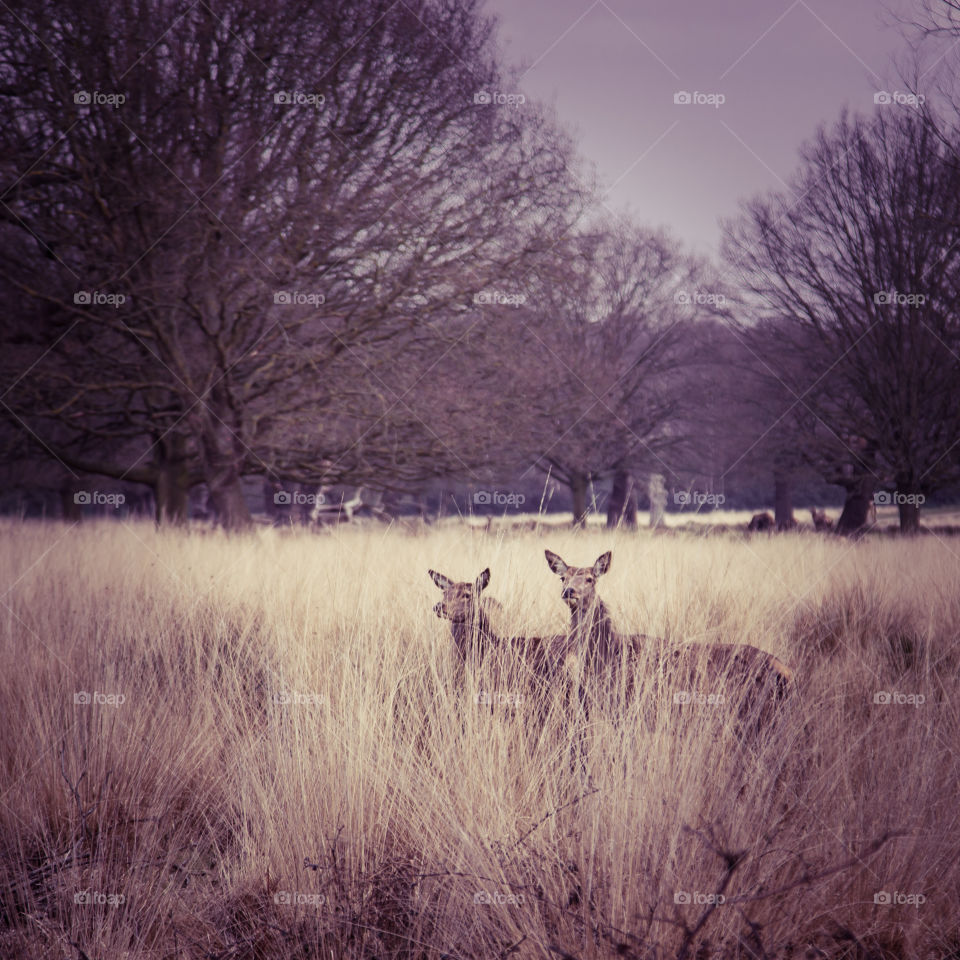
0, 518, 957, 958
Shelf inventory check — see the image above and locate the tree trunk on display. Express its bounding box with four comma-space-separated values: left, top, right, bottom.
648, 473, 667, 528
207, 474, 252, 531
264, 479, 289, 526
571, 472, 588, 528
60, 479, 83, 522
201, 416, 253, 531
153, 433, 191, 525
898, 500, 921, 533
154, 463, 190, 525
774, 472, 794, 530
606, 469, 637, 528
835, 476, 875, 536
896, 480, 922, 534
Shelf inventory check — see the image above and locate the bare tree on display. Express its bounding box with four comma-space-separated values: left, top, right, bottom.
489, 221, 708, 527
723, 108, 960, 533
0, 0, 586, 527
653, 318, 796, 528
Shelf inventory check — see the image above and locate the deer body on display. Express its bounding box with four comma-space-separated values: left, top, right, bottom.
428, 567, 570, 683
810, 507, 833, 531
545, 550, 650, 667
747, 512, 775, 532
428, 567, 498, 664
544, 549, 793, 702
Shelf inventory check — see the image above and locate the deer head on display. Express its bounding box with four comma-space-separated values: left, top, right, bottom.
544, 549, 611, 615
428, 567, 491, 623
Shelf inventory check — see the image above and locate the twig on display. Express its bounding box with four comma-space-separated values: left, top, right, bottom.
723, 830, 905, 906
512, 786, 601, 849
68, 940, 92, 960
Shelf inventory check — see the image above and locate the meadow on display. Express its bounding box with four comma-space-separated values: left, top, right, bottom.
0, 517, 957, 959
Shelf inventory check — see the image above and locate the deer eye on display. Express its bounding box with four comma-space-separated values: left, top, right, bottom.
586, 576, 594, 583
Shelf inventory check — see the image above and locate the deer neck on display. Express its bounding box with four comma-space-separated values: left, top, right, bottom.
452, 608, 497, 660
570, 600, 614, 644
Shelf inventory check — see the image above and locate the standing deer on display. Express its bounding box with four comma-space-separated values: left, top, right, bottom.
543, 549, 793, 707
429, 567, 595, 773
428, 567, 569, 681
543, 550, 620, 666
810, 507, 834, 531
428, 567, 497, 665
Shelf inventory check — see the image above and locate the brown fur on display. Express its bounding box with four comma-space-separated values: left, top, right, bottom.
544, 549, 793, 707
544, 549, 622, 665
428, 567, 570, 683
810, 507, 834, 532
747, 512, 775, 532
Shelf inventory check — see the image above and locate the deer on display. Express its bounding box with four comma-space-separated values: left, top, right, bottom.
429, 567, 604, 774
810, 507, 833, 532
544, 550, 662, 666
428, 567, 571, 686
747, 512, 775, 532
543, 550, 633, 667
543, 549, 793, 712
428, 567, 497, 664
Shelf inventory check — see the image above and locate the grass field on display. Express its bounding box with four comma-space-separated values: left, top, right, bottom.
0, 518, 957, 958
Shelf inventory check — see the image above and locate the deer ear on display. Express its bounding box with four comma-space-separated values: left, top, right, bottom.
429, 569, 453, 590
593, 552, 612, 576
475, 568, 491, 592
544, 550, 568, 575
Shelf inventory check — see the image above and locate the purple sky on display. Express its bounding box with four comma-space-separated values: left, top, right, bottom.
484, 0, 918, 257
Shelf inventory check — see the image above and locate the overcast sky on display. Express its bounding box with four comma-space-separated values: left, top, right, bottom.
483, 0, 920, 257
